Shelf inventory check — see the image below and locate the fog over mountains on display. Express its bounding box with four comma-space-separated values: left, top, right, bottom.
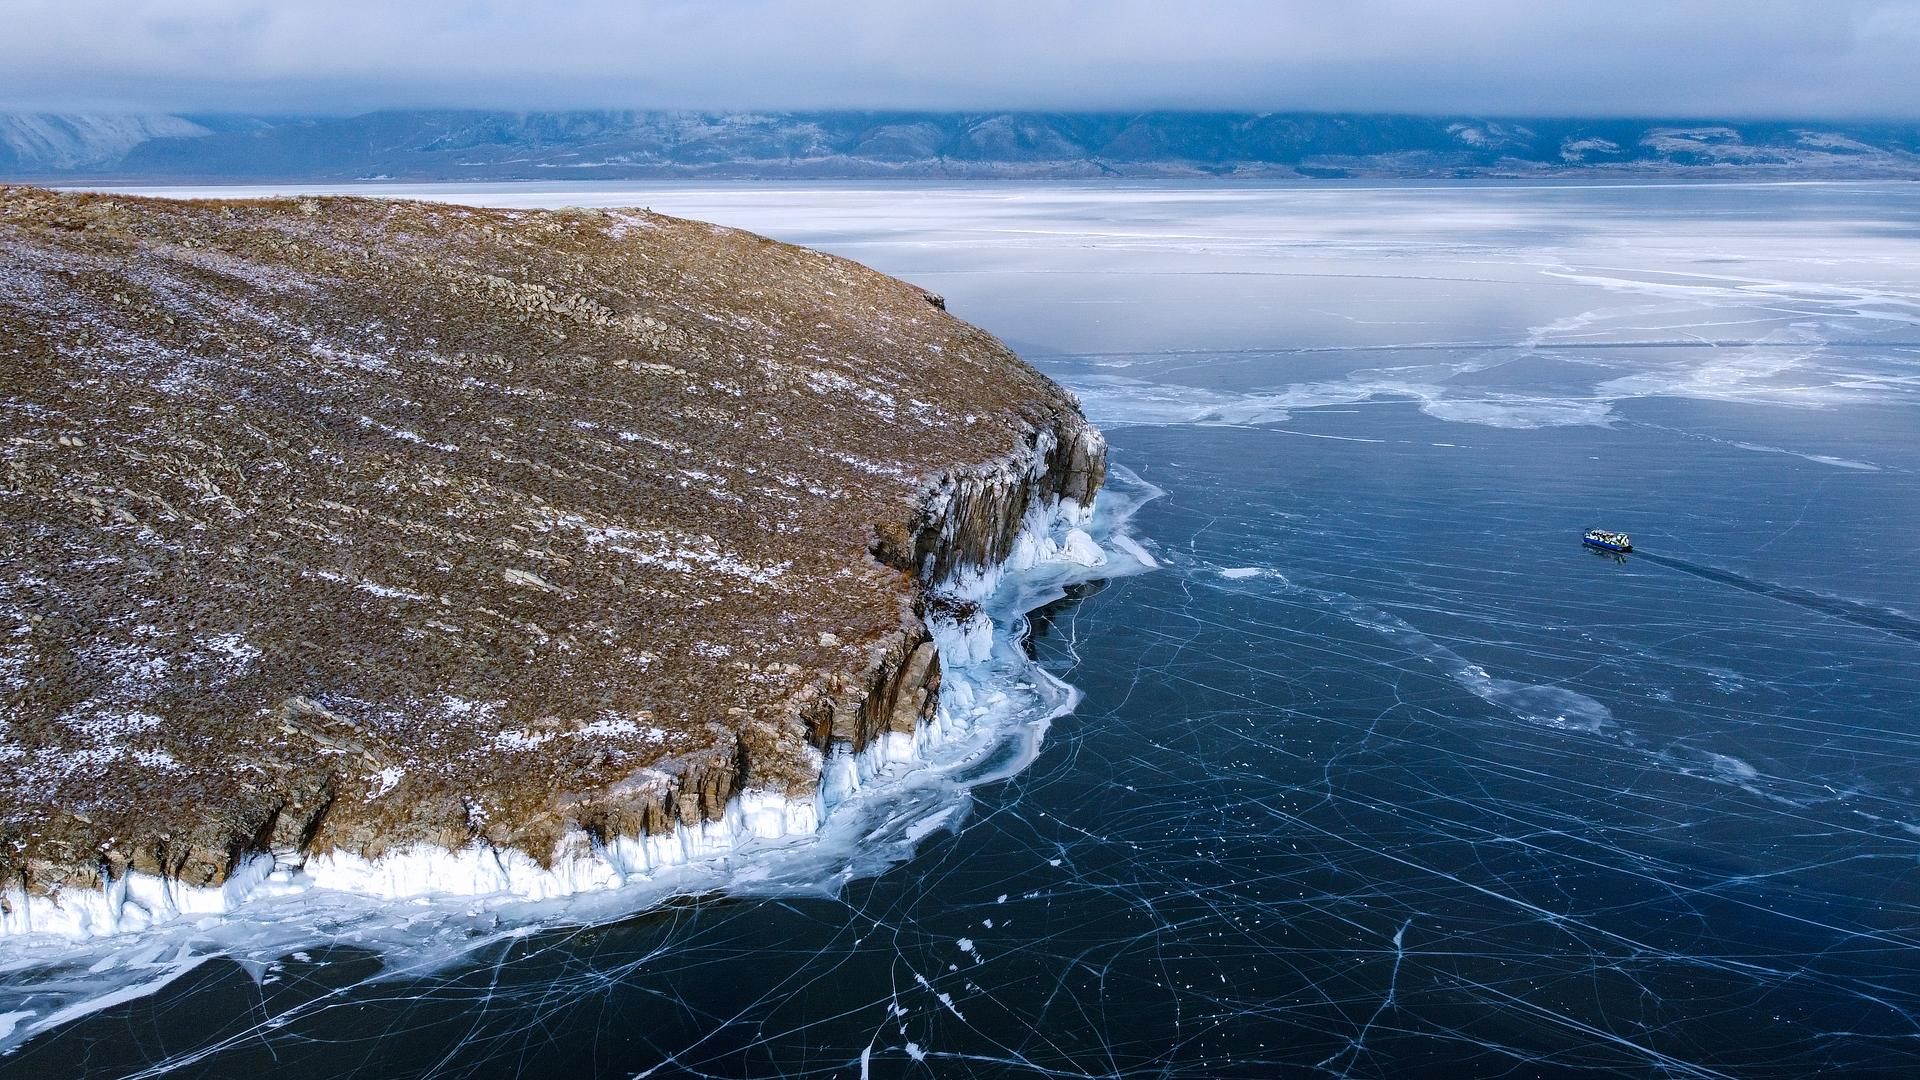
5, 110, 1920, 181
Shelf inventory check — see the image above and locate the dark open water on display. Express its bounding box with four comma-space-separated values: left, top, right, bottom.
10, 182, 1919, 1077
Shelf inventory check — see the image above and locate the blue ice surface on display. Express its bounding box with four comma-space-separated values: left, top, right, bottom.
8, 179, 1919, 1078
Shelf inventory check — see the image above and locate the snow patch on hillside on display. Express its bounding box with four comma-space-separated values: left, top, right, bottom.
0, 114, 209, 170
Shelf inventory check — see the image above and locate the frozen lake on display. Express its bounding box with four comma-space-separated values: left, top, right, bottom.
10, 180, 1920, 1076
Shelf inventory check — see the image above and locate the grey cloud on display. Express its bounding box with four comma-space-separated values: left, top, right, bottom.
1, 0, 1917, 118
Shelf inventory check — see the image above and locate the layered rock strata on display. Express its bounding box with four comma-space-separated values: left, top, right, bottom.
0, 187, 1105, 925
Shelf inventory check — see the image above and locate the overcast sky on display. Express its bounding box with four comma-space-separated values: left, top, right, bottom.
3, 0, 1919, 118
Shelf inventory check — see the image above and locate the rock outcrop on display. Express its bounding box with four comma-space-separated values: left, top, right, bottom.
0, 186, 1106, 921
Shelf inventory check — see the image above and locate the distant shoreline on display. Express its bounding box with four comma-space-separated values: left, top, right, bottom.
6, 110, 1920, 184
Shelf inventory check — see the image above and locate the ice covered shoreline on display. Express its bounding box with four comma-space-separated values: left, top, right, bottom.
0, 467, 1158, 1049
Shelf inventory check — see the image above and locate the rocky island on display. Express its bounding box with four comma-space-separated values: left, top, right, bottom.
0, 187, 1107, 934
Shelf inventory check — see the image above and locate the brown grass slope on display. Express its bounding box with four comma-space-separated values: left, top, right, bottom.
0, 187, 1102, 898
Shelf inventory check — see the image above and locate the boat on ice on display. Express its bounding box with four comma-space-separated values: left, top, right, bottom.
1583, 528, 1632, 553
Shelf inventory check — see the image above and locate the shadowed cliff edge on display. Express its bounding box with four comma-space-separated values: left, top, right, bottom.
0, 186, 1106, 923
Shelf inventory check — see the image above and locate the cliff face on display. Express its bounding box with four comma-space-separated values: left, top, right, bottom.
0, 186, 1105, 914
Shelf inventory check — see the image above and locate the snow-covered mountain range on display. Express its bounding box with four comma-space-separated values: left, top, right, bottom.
4, 110, 1919, 180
